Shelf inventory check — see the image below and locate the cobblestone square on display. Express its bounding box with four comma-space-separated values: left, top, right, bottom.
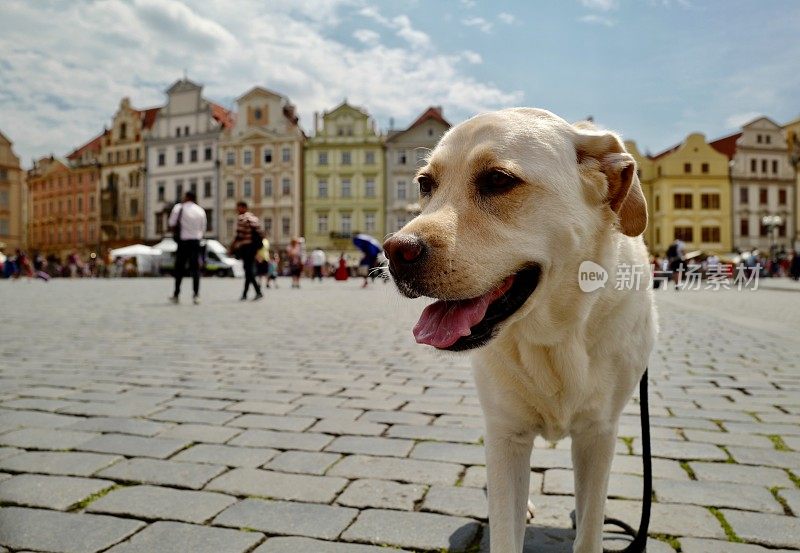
0, 278, 798, 552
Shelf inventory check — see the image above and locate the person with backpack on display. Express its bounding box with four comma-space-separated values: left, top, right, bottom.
168, 191, 207, 304
230, 201, 265, 301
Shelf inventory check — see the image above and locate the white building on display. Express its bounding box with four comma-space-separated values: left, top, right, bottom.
144, 78, 233, 241
384, 107, 450, 232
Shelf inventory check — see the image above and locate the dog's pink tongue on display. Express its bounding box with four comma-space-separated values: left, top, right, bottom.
413, 277, 514, 349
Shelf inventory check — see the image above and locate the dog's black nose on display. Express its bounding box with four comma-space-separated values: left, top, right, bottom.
384, 234, 426, 266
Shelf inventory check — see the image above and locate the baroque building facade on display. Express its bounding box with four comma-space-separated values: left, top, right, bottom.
384, 107, 449, 233
144, 78, 233, 241
219, 87, 304, 248
0, 130, 26, 251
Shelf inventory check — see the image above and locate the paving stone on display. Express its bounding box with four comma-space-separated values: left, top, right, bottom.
229, 429, 334, 451
309, 418, 387, 436
227, 414, 316, 431
461, 466, 544, 493
530, 448, 574, 469
0, 451, 122, 476
291, 405, 362, 420
97, 458, 226, 489
254, 537, 408, 553
644, 439, 729, 461
680, 537, 797, 553
779, 488, 800, 517
213, 498, 357, 539
360, 410, 434, 425
225, 401, 296, 415
148, 407, 238, 425
721, 509, 800, 549
105, 520, 263, 553
77, 433, 191, 459
422, 485, 488, 519
335, 478, 426, 510
265, 450, 341, 474
58, 401, 162, 417
0, 409, 82, 429
329, 454, 463, 485
410, 441, 485, 464
655, 478, 783, 513
1, 398, 75, 412
341, 509, 480, 552
87, 485, 236, 523
156, 423, 241, 444
205, 467, 347, 502
689, 461, 795, 487
0, 448, 22, 460
682, 429, 775, 448
543, 469, 644, 500
728, 446, 800, 469
171, 444, 278, 468
0, 506, 144, 552
325, 436, 413, 457
165, 397, 235, 410
606, 499, 726, 539
64, 417, 170, 436
387, 424, 483, 443
611, 454, 689, 480
0, 473, 115, 510
0, 428, 99, 450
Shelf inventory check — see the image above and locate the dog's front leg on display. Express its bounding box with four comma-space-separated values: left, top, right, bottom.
571, 425, 617, 553
485, 426, 534, 553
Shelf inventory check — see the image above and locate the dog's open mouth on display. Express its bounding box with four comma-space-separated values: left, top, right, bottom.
413, 265, 541, 351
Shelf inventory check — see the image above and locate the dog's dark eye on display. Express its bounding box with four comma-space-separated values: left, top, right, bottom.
478, 169, 519, 195
417, 175, 434, 197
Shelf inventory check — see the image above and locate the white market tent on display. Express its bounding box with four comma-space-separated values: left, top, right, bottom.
110, 244, 163, 275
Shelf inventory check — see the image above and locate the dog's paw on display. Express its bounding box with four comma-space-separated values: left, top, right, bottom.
527, 499, 536, 521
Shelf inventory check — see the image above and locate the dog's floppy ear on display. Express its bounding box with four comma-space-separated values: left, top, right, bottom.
572, 123, 647, 237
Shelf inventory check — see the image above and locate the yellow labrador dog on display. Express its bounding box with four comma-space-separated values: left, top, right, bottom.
384, 108, 656, 553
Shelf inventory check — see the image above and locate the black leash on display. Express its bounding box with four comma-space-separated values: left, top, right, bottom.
603, 368, 652, 552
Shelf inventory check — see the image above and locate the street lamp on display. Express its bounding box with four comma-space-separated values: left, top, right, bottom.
761, 215, 782, 258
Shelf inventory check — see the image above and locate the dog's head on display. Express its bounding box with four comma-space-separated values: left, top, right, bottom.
384, 108, 646, 351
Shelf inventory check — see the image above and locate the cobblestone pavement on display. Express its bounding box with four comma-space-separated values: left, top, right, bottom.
0, 277, 798, 553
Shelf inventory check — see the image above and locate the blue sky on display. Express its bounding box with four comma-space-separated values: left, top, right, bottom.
1, 0, 798, 163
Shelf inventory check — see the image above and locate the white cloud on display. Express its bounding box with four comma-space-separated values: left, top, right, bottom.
462, 16, 493, 34
725, 111, 762, 129
0, 1, 521, 162
460, 0, 477, 8
462, 50, 483, 64
498, 12, 516, 25
579, 0, 618, 11
580, 14, 616, 26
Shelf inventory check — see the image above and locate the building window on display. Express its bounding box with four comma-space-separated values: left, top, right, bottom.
226, 181, 235, 198
176, 149, 184, 164
365, 212, 376, 232
90, 195, 95, 210
341, 179, 352, 198
226, 151, 235, 166
243, 179, 252, 197
756, 134, 762, 143
778, 222, 786, 237
766, 135, 771, 144
700, 193, 720, 210
761, 159, 767, 173
226, 218, 234, 237
397, 180, 407, 200
254, 108, 262, 119
130, 199, 138, 217
243, 150, 252, 165
415, 149, 427, 165
282, 147, 291, 162
701, 163, 709, 174
184, 125, 189, 136
398, 150, 407, 165
673, 193, 692, 209
264, 149, 272, 164
203, 178, 212, 198
750, 159, 757, 173
263, 178, 273, 196
176, 127, 181, 137
365, 151, 375, 165
701, 226, 720, 243
341, 151, 352, 165
189, 178, 197, 196
739, 187, 748, 204
176, 180, 184, 200
318, 180, 328, 198
772, 160, 778, 174
190, 146, 198, 163
396, 215, 407, 231
206, 209, 213, 231
157, 151, 165, 166
318, 152, 328, 165
282, 216, 290, 235
740, 218, 750, 237
759, 187, 768, 205
264, 217, 272, 236
317, 213, 328, 233
674, 226, 693, 242
365, 178, 376, 198
0, 190, 8, 208
341, 213, 352, 233
120, 123, 127, 139
683, 163, 691, 174
282, 178, 291, 196
204, 146, 212, 161
157, 182, 165, 202
779, 188, 787, 205
759, 222, 769, 237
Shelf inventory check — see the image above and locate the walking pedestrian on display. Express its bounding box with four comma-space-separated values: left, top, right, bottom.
286, 238, 303, 289
666, 238, 685, 289
168, 190, 206, 305
310, 248, 326, 282
229, 201, 265, 301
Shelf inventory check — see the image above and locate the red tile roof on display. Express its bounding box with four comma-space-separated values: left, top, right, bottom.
408, 106, 450, 132
66, 130, 108, 161
709, 132, 742, 160
211, 103, 234, 129
139, 107, 160, 130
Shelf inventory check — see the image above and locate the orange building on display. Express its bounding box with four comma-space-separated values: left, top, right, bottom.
27, 137, 102, 259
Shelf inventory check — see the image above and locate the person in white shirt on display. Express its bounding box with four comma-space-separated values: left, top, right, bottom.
310, 248, 326, 281
168, 191, 207, 304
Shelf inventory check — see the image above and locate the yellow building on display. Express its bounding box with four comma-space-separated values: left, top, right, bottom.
783, 116, 800, 249
0, 130, 26, 252
304, 101, 384, 261
624, 140, 656, 249
648, 133, 732, 255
